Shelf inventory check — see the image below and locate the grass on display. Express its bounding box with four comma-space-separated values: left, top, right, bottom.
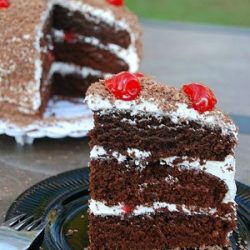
125, 0, 250, 27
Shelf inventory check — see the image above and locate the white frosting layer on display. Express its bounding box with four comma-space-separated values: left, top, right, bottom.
90, 146, 236, 204
90, 145, 151, 165
49, 62, 111, 79
89, 199, 234, 220
85, 95, 237, 137
52, 29, 139, 73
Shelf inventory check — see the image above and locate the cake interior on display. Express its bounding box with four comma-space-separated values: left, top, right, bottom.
88, 108, 237, 249
90, 111, 236, 161
38, 4, 131, 116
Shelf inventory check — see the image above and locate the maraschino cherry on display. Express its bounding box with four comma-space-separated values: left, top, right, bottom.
47, 51, 55, 64
0, 0, 10, 9
64, 32, 75, 42
182, 83, 217, 113
122, 205, 132, 214
106, 0, 124, 7
105, 71, 142, 101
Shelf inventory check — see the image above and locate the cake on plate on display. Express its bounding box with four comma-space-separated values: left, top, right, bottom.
86, 72, 238, 249
0, 0, 142, 123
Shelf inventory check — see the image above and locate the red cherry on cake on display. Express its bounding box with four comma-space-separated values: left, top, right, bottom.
0, 0, 10, 9
134, 72, 144, 78
105, 71, 142, 101
64, 32, 75, 42
106, 0, 124, 7
182, 83, 217, 113
47, 51, 55, 64
122, 205, 132, 214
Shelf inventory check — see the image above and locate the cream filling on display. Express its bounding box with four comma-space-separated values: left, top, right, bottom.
90, 146, 236, 204
89, 200, 235, 220
90, 145, 151, 165
85, 95, 237, 137
52, 29, 139, 73
48, 62, 111, 79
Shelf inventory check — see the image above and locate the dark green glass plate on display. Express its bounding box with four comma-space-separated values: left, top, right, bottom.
5, 168, 250, 249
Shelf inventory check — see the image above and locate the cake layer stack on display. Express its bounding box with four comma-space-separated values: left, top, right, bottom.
49, 1, 141, 98
86, 73, 238, 249
0, 0, 141, 120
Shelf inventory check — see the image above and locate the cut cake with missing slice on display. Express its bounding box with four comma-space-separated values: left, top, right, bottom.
0, 0, 142, 123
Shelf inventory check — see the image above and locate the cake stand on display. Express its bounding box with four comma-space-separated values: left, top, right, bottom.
0, 97, 94, 145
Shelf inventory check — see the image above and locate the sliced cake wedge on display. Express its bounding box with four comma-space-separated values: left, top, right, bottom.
86, 72, 238, 250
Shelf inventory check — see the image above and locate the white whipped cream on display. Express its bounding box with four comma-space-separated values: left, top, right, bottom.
89, 199, 234, 220
85, 95, 237, 137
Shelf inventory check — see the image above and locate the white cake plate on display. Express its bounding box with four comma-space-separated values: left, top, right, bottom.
0, 97, 94, 145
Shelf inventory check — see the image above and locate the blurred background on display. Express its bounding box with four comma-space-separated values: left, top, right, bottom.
1, 0, 250, 222
126, 0, 250, 27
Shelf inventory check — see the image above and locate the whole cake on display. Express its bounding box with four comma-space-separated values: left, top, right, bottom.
86, 72, 238, 249
0, 0, 142, 122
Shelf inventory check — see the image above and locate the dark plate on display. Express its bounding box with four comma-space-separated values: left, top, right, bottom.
5, 168, 250, 250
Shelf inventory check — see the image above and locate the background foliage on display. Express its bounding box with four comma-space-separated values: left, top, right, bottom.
126, 0, 250, 27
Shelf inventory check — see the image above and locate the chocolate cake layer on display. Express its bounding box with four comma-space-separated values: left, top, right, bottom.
90, 159, 230, 209
89, 212, 235, 250
52, 5, 131, 49
51, 73, 100, 97
53, 42, 128, 73
89, 112, 236, 161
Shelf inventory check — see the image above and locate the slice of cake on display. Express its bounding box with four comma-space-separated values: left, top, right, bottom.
0, 0, 142, 123
86, 72, 238, 249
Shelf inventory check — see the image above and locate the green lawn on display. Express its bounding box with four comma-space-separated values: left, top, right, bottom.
126, 0, 250, 27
